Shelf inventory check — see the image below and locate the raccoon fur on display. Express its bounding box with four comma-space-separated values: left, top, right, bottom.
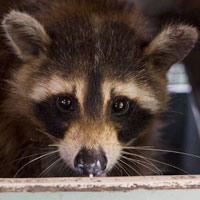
0, 0, 198, 177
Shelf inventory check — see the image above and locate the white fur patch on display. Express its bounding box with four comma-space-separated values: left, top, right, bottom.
29, 75, 85, 107
102, 80, 160, 113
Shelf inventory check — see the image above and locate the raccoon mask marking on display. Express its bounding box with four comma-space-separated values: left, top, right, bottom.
0, 0, 198, 177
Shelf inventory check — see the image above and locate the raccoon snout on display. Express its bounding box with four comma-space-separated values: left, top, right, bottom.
74, 147, 107, 176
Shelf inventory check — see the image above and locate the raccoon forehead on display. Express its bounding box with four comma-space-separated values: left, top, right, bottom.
29, 75, 160, 113
102, 80, 160, 113
29, 75, 85, 103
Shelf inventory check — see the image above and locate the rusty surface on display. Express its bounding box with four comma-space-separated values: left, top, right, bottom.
0, 175, 200, 192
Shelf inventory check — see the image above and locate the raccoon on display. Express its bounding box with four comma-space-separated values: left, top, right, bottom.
0, 0, 198, 177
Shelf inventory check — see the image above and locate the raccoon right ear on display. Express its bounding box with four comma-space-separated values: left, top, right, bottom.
2, 10, 50, 60
144, 24, 198, 71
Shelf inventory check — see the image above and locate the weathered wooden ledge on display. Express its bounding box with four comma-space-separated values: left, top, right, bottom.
0, 175, 200, 192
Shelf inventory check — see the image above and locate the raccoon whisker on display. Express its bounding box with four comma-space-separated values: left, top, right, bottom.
118, 159, 142, 176
121, 149, 160, 171
121, 155, 162, 175
107, 164, 122, 176
122, 151, 190, 175
14, 150, 59, 178
66, 167, 76, 177
58, 162, 71, 177
32, 145, 75, 177
123, 145, 155, 149
48, 144, 68, 150
122, 156, 158, 174
48, 144, 61, 147
116, 165, 123, 176
51, 161, 63, 174
9, 151, 55, 164
38, 157, 62, 177
36, 128, 59, 142
116, 162, 130, 176
164, 109, 184, 115
116, 164, 125, 176
123, 146, 200, 160
30, 146, 57, 151
121, 150, 165, 174
55, 160, 72, 177
120, 157, 143, 176
121, 154, 161, 174
122, 151, 162, 174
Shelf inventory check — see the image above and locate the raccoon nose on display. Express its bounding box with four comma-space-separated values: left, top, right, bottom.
74, 147, 107, 176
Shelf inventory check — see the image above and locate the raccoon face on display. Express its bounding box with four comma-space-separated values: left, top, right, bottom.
2, 11, 198, 176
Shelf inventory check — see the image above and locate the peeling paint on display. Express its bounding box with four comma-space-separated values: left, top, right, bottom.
0, 175, 200, 192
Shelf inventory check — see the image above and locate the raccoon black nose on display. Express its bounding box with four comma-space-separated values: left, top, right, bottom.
74, 147, 107, 176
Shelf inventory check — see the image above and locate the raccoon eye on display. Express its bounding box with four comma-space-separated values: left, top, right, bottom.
56, 95, 74, 112
112, 97, 130, 115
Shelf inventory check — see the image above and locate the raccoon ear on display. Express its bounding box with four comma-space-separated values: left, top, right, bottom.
144, 24, 198, 70
2, 10, 50, 60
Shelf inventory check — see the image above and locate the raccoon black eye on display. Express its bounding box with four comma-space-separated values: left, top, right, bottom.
112, 97, 130, 115
56, 95, 74, 112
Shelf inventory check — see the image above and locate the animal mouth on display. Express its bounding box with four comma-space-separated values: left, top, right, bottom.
98, 172, 107, 177
89, 172, 107, 178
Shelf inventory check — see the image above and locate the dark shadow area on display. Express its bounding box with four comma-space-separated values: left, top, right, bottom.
161, 93, 200, 175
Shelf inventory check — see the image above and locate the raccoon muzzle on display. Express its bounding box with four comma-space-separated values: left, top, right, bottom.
74, 147, 107, 176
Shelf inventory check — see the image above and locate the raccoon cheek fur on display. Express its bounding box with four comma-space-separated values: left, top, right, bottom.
0, 0, 198, 178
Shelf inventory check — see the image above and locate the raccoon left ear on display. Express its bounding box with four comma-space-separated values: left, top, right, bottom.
2, 10, 50, 60
144, 24, 198, 70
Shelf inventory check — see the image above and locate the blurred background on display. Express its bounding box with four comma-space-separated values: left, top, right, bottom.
135, 0, 200, 175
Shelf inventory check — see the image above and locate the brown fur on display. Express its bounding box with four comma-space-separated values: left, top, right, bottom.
0, 0, 198, 177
